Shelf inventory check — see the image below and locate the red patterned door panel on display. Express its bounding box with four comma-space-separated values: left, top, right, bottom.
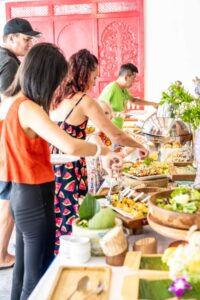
6, 0, 144, 110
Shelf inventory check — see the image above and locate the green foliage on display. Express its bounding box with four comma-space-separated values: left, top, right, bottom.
160, 81, 194, 106
79, 193, 100, 220
140, 256, 169, 271
181, 104, 200, 130
160, 81, 200, 129
88, 208, 115, 229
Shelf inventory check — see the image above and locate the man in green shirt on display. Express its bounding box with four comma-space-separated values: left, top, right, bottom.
98, 63, 157, 128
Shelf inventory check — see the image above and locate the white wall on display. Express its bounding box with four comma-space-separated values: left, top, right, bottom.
1, 0, 199, 101
144, 0, 200, 100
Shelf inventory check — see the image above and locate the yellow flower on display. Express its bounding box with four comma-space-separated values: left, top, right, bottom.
162, 247, 177, 263
188, 261, 200, 272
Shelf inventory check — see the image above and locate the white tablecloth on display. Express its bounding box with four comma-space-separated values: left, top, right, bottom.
28, 226, 174, 300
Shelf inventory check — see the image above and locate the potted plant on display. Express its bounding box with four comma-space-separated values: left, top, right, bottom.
72, 194, 122, 256
159, 80, 200, 130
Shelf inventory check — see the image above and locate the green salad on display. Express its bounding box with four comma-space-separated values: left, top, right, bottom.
156, 187, 200, 213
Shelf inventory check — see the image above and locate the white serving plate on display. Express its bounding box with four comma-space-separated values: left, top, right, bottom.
110, 206, 133, 219
50, 154, 80, 164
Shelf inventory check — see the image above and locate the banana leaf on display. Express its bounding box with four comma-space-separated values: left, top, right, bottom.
140, 256, 169, 271
139, 279, 200, 300
79, 193, 100, 220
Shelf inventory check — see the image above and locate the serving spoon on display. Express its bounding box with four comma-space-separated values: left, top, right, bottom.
65, 275, 90, 300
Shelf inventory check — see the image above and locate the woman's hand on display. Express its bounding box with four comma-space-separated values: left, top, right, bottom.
101, 152, 123, 178
137, 147, 149, 160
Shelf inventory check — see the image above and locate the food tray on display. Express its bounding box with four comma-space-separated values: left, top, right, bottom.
123, 172, 170, 181
124, 176, 169, 188
122, 251, 200, 299
122, 252, 169, 300
47, 266, 111, 300
170, 164, 196, 181
114, 212, 147, 230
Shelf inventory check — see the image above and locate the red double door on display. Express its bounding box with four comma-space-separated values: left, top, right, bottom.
6, 0, 144, 108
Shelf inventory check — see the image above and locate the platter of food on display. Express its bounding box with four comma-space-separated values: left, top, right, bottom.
160, 142, 192, 163
169, 163, 196, 181
123, 160, 170, 181
110, 193, 148, 219
105, 192, 149, 229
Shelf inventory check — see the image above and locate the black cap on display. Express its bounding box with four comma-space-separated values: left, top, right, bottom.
3, 18, 41, 37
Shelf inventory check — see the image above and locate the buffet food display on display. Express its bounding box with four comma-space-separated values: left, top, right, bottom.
148, 187, 200, 230
111, 193, 148, 219
123, 160, 170, 179
142, 113, 193, 163
37, 109, 200, 300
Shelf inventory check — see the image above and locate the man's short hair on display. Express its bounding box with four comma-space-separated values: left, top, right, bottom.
119, 63, 138, 77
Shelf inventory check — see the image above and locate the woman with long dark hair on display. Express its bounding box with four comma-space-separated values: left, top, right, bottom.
0, 43, 122, 300
50, 49, 148, 254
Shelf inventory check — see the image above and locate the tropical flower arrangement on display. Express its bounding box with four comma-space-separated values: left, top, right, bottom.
162, 230, 200, 297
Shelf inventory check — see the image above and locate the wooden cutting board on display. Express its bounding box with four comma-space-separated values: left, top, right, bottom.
47, 266, 111, 300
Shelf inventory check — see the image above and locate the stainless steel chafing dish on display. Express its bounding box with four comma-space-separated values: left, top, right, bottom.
142, 113, 192, 144
141, 110, 193, 162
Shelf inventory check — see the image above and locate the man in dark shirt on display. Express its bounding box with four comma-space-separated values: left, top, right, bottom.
0, 18, 41, 269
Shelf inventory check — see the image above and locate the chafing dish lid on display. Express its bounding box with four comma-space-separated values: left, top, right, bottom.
142, 113, 192, 137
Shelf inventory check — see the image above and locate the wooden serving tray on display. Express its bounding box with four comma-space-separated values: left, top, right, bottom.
170, 163, 196, 181
122, 251, 200, 299
114, 212, 147, 230
47, 266, 111, 300
122, 252, 169, 300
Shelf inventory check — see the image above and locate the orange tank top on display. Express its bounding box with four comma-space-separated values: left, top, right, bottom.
0, 96, 54, 184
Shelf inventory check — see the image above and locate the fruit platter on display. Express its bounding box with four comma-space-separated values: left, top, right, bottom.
123, 159, 170, 180
148, 187, 200, 230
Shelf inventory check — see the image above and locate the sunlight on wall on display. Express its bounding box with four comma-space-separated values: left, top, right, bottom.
145, 0, 200, 100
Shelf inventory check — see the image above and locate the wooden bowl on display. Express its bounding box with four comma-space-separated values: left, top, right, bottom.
168, 240, 188, 248
135, 187, 166, 194
148, 190, 200, 230
124, 177, 169, 188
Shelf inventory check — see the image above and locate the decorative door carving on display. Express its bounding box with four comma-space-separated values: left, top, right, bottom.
6, 0, 144, 110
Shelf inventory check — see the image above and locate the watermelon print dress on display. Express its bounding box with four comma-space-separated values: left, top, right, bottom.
50, 94, 88, 255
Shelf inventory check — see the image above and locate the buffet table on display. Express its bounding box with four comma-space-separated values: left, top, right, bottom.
28, 226, 174, 300
29, 113, 197, 299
